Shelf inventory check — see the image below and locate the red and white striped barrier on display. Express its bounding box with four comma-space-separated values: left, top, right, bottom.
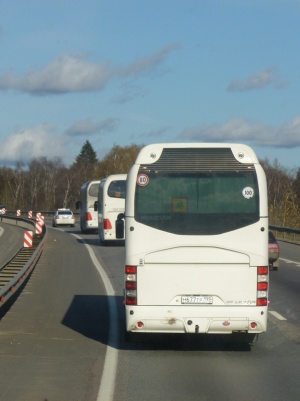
28, 211, 33, 218
1, 208, 6, 215
24, 231, 33, 248
35, 220, 43, 235
36, 212, 44, 227
17, 209, 21, 216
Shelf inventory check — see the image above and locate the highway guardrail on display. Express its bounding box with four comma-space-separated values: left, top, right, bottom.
0, 215, 46, 308
269, 224, 300, 243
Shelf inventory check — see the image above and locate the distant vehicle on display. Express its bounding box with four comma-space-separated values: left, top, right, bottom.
76, 180, 101, 233
268, 231, 280, 271
123, 143, 269, 343
52, 208, 75, 227
95, 174, 126, 245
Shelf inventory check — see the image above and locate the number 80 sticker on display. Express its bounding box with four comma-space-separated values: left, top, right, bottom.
137, 174, 149, 186
242, 187, 254, 199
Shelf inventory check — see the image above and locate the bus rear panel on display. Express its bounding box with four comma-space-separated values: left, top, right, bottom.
98, 174, 126, 244
78, 180, 100, 233
124, 143, 268, 340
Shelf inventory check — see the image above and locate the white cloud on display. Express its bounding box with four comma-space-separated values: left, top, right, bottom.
0, 55, 111, 95
3, 114, 300, 168
65, 117, 119, 137
0, 43, 180, 95
116, 43, 180, 77
227, 66, 288, 92
177, 116, 300, 148
0, 125, 67, 164
0, 118, 121, 166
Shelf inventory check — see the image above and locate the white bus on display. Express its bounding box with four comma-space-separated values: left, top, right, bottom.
123, 143, 269, 343
97, 174, 126, 244
77, 179, 100, 233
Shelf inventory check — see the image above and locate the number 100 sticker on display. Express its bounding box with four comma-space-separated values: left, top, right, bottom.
242, 187, 254, 199
137, 174, 149, 186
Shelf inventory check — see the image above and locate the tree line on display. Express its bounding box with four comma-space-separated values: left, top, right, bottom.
0, 140, 299, 228
261, 159, 300, 228
0, 141, 141, 213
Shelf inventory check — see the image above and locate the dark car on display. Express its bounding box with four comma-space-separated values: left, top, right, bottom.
268, 231, 280, 271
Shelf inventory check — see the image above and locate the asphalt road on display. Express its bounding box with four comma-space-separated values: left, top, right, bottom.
0, 225, 109, 401
0, 222, 24, 265
0, 224, 300, 401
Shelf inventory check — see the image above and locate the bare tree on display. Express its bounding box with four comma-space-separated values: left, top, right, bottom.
96, 144, 142, 177
2, 147, 298, 229
6, 162, 26, 210
261, 158, 298, 227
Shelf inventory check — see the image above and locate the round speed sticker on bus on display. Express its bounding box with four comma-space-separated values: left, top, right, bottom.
242, 187, 254, 199
137, 174, 149, 186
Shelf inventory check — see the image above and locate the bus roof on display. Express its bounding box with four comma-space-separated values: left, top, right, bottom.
134, 143, 259, 166
80, 179, 101, 190
100, 174, 127, 184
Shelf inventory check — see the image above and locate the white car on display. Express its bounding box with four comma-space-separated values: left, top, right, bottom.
52, 208, 75, 227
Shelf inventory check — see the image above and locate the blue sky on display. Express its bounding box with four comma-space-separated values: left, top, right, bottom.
1, 0, 300, 169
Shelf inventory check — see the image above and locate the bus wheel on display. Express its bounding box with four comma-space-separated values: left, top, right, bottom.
80, 225, 87, 234
125, 331, 134, 342
241, 333, 258, 344
231, 332, 258, 345
125, 331, 144, 343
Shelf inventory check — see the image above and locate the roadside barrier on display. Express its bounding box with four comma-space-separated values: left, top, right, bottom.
0, 215, 47, 308
24, 231, 33, 248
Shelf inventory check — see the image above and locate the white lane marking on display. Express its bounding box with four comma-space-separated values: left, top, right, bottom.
269, 311, 287, 321
72, 234, 118, 401
280, 257, 300, 267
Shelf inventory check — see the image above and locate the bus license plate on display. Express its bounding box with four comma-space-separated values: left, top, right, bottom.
181, 296, 213, 304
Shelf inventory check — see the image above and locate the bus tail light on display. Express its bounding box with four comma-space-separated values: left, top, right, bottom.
125, 265, 137, 305
257, 266, 268, 306
86, 212, 92, 221
104, 219, 112, 229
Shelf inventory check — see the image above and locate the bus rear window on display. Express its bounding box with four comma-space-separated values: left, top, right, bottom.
88, 184, 99, 198
107, 180, 126, 198
135, 172, 259, 235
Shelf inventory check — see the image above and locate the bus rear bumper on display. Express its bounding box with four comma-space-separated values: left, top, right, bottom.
125, 306, 268, 334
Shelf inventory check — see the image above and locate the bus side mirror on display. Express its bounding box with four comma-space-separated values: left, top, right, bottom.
116, 213, 125, 239
94, 201, 98, 211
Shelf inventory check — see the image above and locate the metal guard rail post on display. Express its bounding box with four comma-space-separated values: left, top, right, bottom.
0, 215, 47, 307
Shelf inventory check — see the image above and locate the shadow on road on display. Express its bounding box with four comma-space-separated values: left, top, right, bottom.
61, 294, 110, 344
62, 294, 254, 352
